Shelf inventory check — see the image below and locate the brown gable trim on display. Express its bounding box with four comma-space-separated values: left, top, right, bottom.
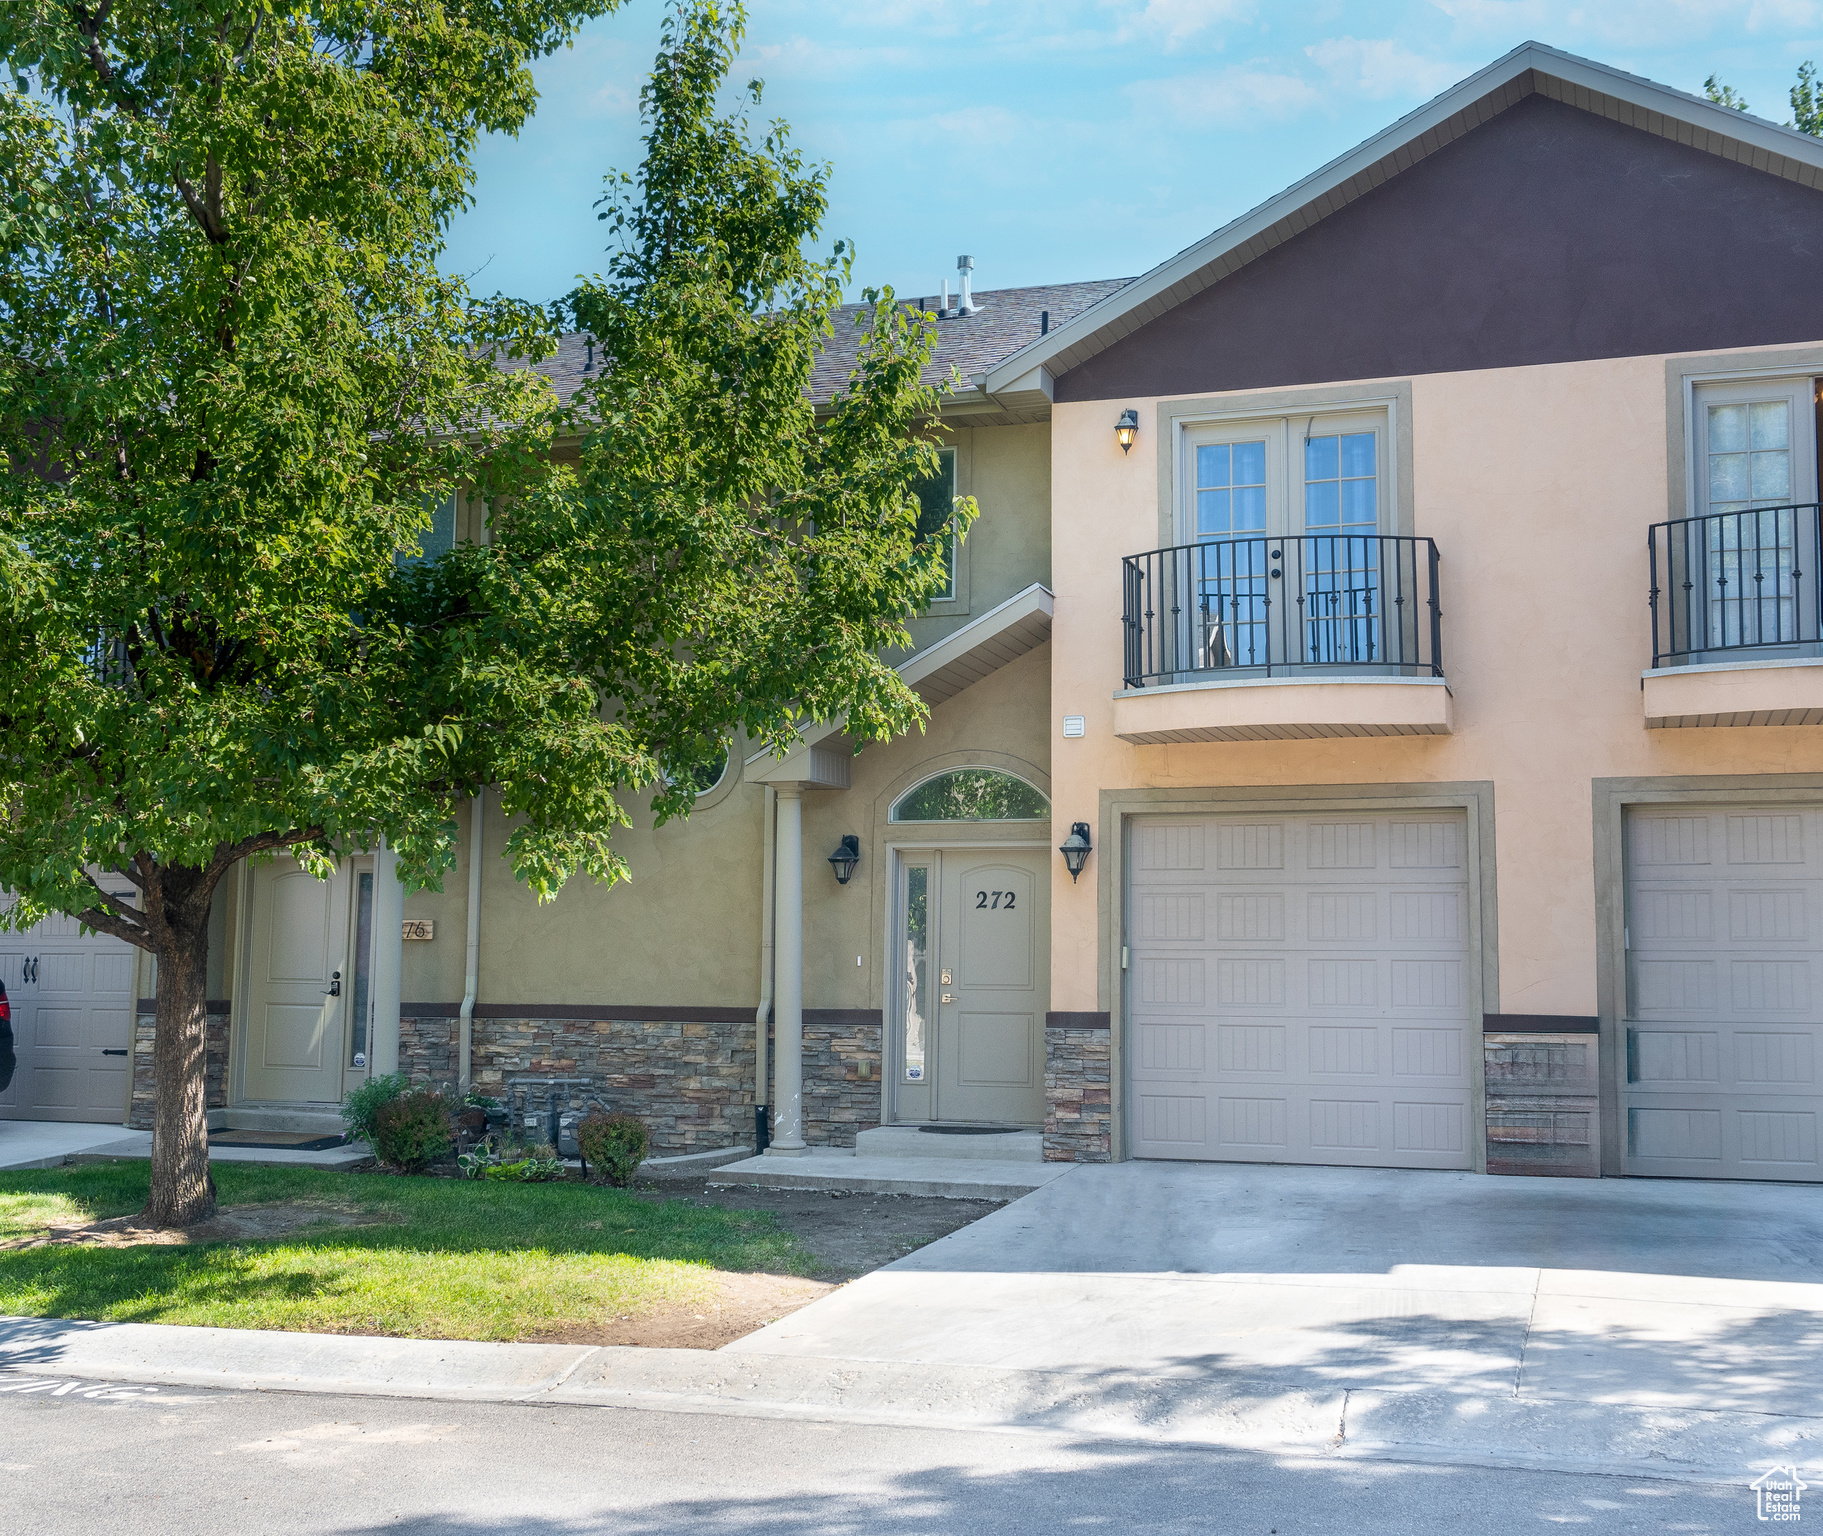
137, 998, 230, 1016
1056, 94, 1823, 403
401, 1002, 759, 1023
1010, 51, 1823, 388
395, 1003, 885, 1027
804, 1009, 883, 1029
1047, 1011, 1111, 1030
1483, 1013, 1600, 1034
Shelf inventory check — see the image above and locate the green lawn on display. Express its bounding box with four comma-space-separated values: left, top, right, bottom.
0, 1161, 816, 1341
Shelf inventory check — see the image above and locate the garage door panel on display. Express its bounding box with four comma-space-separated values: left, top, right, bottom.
1129, 810, 1473, 1169
1625, 805, 1823, 1180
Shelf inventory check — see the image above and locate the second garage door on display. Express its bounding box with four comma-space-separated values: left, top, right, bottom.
1127, 810, 1475, 1168
1624, 804, 1823, 1181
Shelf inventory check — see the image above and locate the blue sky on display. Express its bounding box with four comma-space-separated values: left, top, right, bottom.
441, 0, 1823, 308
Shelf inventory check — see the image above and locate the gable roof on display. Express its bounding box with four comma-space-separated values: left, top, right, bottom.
977, 40, 1823, 400
526, 278, 1131, 430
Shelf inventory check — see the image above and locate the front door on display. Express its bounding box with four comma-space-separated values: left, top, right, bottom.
242, 858, 350, 1104
893, 848, 1047, 1126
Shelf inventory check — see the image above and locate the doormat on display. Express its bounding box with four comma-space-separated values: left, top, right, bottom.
918, 1124, 1019, 1136
208, 1131, 348, 1151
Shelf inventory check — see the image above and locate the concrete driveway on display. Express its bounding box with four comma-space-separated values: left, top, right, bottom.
727, 1162, 1823, 1472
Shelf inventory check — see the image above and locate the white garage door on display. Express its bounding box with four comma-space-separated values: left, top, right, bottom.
0, 900, 137, 1124
1127, 811, 1474, 1168
1625, 805, 1823, 1181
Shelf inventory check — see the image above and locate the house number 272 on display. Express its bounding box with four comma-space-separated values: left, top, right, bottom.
975, 890, 1016, 910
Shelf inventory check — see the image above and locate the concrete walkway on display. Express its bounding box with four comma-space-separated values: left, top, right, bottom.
0, 1120, 370, 1170
3, 1161, 1822, 1482
723, 1161, 1823, 1474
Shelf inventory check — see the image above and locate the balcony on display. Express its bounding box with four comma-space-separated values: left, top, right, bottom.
1644, 504, 1823, 728
1114, 535, 1450, 744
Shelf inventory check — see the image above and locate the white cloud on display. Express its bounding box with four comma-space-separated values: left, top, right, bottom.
1305, 36, 1468, 99
1129, 65, 1324, 127
1121, 0, 1256, 49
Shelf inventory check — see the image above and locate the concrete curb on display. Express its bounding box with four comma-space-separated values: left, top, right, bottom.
3, 1314, 1817, 1483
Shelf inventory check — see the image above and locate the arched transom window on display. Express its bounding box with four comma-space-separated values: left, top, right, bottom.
890, 768, 1049, 823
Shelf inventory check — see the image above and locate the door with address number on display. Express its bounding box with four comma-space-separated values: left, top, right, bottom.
934, 851, 1048, 1124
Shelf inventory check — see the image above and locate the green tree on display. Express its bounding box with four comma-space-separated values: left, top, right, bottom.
541, 0, 970, 833
1791, 61, 1822, 136
0, 0, 961, 1226
1704, 73, 1751, 113
1704, 60, 1823, 136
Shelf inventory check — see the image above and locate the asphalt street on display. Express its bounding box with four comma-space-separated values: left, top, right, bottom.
0, 1375, 1778, 1534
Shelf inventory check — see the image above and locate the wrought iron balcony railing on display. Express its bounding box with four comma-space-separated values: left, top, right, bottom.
1649, 503, 1823, 669
1121, 535, 1443, 690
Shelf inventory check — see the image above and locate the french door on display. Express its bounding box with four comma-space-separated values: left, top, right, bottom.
1683, 378, 1820, 659
1178, 409, 1393, 673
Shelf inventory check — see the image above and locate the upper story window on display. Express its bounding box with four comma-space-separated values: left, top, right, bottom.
890, 768, 1048, 822
1652, 376, 1822, 667
1180, 409, 1387, 545
912, 448, 958, 602
399, 493, 457, 568
1304, 431, 1378, 537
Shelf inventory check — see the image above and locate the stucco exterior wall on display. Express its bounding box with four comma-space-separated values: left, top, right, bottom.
905, 421, 1052, 655
1049, 343, 1823, 1033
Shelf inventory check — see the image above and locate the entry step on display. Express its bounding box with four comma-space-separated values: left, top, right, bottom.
854, 1125, 1042, 1163
210, 1107, 348, 1136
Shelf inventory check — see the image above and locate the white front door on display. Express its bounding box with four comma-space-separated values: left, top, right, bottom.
0, 895, 137, 1124
241, 858, 351, 1104
893, 848, 1049, 1126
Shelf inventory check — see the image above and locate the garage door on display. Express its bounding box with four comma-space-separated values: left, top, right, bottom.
1625, 806, 1823, 1181
0, 898, 137, 1124
1127, 811, 1474, 1168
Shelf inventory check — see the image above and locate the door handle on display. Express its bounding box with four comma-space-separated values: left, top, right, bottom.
23, 957, 35, 984
324, 970, 342, 997
941, 993, 956, 1004
101, 1048, 127, 1057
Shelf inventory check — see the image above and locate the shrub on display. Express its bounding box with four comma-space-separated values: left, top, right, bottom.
370, 1089, 455, 1173
341, 1072, 409, 1147
578, 1111, 648, 1187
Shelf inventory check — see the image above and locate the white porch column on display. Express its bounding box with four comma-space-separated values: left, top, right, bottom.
369, 838, 404, 1076
767, 785, 808, 1155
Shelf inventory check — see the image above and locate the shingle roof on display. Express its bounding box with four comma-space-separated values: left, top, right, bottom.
523, 278, 1133, 414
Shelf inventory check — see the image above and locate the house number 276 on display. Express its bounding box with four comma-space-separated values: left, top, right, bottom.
975, 890, 1016, 910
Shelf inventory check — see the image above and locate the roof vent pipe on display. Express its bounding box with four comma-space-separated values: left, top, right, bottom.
957, 255, 977, 315
940, 278, 952, 318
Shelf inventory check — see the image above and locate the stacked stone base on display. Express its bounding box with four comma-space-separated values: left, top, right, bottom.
1044, 1022, 1112, 1162
398, 1009, 883, 1155
128, 1004, 230, 1130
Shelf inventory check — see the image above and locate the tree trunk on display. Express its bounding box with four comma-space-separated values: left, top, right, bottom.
142, 896, 215, 1228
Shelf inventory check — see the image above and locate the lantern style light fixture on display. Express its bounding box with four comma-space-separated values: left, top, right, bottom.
1058, 822, 1093, 882
828, 834, 861, 885
1114, 409, 1140, 454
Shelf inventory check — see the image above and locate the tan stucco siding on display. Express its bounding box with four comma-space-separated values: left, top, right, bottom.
394, 608, 1056, 1015
906, 423, 1052, 653
1050, 344, 1823, 1022
799, 641, 1053, 1016
398, 774, 767, 1010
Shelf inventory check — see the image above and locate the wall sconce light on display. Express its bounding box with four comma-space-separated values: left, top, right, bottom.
1114, 409, 1139, 454
1058, 822, 1093, 882
828, 834, 861, 885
